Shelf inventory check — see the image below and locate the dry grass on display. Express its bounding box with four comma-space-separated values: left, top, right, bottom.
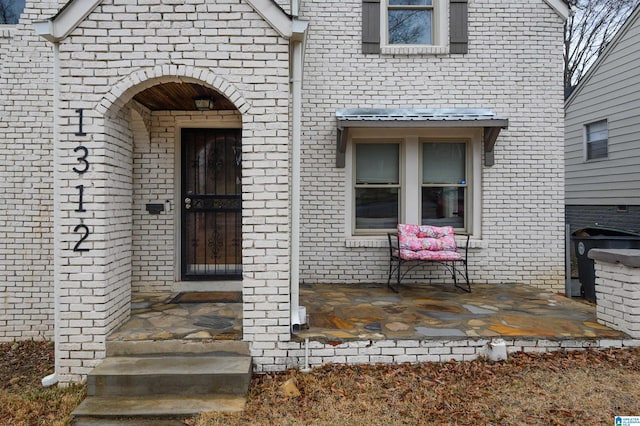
0, 341, 86, 426
195, 348, 640, 426
2, 341, 640, 425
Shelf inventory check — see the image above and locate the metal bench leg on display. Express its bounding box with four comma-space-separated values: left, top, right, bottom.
387, 258, 397, 292
453, 261, 471, 293
388, 258, 401, 293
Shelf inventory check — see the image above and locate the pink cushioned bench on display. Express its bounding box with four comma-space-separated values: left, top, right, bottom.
387, 224, 470, 293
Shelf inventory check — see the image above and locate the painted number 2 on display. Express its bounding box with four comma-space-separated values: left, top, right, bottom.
73, 224, 90, 252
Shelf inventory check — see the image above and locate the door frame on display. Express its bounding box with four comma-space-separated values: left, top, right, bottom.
173, 116, 243, 291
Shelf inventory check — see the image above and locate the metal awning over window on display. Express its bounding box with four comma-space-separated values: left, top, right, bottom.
335, 108, 508, 167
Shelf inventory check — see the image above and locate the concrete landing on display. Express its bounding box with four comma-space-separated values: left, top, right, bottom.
106, 339, 250, 357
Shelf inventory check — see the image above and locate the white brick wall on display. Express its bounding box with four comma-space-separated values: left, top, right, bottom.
594, 260, 640, 338
0, 0, 64, 342
297, 0, 565, 292
251, 337, 640, 372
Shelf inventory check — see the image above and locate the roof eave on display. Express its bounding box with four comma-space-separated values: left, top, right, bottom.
543, 0, 571, 20
245, 0, 294, 39
34, 0, 102, 43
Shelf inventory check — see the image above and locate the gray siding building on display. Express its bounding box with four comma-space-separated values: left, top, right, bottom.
565, 5, 640, 233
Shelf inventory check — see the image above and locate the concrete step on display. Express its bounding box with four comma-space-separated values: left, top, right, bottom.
106, 339, 250, 357
87, 355, 252, 397
72, 394, 245, 424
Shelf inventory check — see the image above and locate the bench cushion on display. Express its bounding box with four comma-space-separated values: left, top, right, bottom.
396, 249, 462, 261
398, 224, 457, 252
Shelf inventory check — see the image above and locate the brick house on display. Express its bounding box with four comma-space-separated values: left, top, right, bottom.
1, 0, 568, 383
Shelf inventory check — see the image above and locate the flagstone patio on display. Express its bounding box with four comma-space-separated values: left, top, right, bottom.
295, 283, 624, 342
107, 283, 625, 344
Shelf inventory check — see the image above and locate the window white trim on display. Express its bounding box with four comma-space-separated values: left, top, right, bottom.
345, 127, 482, 238
380, 0, 449, 55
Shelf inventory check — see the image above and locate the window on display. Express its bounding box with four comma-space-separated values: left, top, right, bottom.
381, 0, 449, 54
387, 0, 434, 45
585, 120, 608, 160
362, 0, 468, 55
351, 131, 478, 235
354, 143, 400, 230
422, 142, 466, 228
0, 0, 25, 25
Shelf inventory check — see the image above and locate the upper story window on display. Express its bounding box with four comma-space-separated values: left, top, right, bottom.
585, 119, 608, 161
382, 0, 448, 54
362, 0, 468, 55
0, 0, 25, 25
387, 0, 434, 45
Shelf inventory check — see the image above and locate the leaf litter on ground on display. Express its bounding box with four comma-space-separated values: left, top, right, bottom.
2, 340, 640, 425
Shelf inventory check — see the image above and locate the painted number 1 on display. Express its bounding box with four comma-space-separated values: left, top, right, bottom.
75, 108, 86, 136
75, 184, 86, 212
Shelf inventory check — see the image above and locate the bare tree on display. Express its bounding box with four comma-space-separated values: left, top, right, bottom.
565, 0, 640, 92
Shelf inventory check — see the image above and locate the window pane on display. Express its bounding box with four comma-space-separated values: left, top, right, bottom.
388, 9, 432, 44
587, 139, 608, 159
355, 143, 399, 184
0, 0, 25, 24
389, 0, 432, 5
422, 187, 464, 228
585, 120, 608, 160
355, 188, 399, 230
423, 143, 466, 184
586, 120, 607, 142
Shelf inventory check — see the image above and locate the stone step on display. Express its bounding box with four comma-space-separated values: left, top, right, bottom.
72, 394, 245, 424
87, 355, 252, 397
106, 339, 250, 357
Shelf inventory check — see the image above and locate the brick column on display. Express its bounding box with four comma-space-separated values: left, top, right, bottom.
55, 106, 133, 383
589, 249, 640, 338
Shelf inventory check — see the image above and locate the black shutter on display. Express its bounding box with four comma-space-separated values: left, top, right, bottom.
362, 0, 380, 54
450, 0, 468, 54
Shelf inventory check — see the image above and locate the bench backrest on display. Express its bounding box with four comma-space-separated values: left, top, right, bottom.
397, 224, 457, 252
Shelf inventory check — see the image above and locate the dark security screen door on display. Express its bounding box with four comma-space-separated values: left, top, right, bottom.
181, 128, 242, 280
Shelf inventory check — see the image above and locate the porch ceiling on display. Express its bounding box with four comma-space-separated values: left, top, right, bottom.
133, 82, 237, 111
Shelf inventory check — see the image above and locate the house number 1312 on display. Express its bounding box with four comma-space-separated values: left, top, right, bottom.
73, 109, 90, 252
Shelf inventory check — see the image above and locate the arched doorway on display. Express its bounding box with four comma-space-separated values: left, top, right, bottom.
125, 79, 243, 290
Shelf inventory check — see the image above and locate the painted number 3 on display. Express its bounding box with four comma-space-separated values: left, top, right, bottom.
72, 146, 90, 174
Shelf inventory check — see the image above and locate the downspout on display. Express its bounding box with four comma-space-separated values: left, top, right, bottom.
290, 18, 307, 329
42, 42, 60, 387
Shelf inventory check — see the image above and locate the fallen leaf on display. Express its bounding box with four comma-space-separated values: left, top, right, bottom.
279, 377, 301, 398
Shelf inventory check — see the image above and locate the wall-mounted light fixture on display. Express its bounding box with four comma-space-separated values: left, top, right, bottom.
194, 97, 215, 111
